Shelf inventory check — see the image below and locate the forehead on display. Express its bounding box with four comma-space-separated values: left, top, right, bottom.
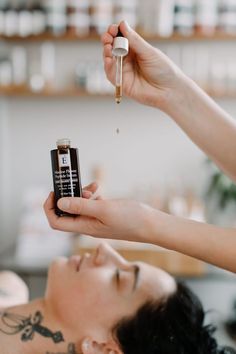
137, 262, 176, 300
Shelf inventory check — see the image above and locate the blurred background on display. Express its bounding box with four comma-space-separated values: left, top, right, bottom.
0, 0, 236, 349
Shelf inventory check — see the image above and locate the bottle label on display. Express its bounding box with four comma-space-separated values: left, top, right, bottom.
59, 154, 70, 167
53, 150, 80, 198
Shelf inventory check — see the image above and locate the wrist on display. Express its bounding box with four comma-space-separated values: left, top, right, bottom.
159, 72, 195, 118
141, 206, 173, 249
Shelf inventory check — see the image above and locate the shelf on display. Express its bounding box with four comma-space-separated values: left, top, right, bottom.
1, 30, 236, 43
0, 86, 112, 98
0, 86, 234, 99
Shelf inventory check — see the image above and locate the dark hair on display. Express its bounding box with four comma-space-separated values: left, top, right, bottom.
113, 282, 236, 354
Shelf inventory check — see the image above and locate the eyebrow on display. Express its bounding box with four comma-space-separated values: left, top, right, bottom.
132, 264, 140, 292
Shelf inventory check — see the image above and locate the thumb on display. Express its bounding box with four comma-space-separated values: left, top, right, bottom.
119, 20, 151, 56
58, 197, 102, 218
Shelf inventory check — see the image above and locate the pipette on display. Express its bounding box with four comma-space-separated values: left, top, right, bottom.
112, 29, 129, 104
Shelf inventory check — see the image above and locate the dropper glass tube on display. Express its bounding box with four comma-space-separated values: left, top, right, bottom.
115, 55, 123, 104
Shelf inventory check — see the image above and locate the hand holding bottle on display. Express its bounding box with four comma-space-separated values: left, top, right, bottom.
102, 21, 187, 111
44, 190, 161, 243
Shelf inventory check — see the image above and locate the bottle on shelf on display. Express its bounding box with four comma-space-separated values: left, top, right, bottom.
0, 57, 13, 87
18, 0, 34, 38
45, 0, 67, 36
4, 0, 19, 37
11, 46, 27, 86
32, 1, 47, 36
195, 0, 218, 36
153, 0, 175, 37
90, 0, 114, 35
174, 0, 195, 36
0, 0, 7, 36
219, 0, 236, 34
67, 0, 90, 36
114, 0, 138, 30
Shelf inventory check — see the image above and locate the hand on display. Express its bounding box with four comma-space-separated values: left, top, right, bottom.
44, 190, 157, 243
102, 21, 186, 110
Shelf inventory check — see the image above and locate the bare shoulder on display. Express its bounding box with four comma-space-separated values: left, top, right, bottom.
0, 271, 29, 308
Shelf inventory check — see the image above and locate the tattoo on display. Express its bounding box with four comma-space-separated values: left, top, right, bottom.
0, 311, 64, 343
46, 343, 78, 354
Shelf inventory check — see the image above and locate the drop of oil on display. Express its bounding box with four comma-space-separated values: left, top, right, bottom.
116, 128, 120, 134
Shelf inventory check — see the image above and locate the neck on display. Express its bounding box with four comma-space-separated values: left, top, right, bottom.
0, 299, 79, 354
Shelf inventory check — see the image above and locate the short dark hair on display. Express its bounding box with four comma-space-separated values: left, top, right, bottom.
113, 281, 236, 354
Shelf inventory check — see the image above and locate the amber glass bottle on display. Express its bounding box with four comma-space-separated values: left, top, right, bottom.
51, 138, 82, 216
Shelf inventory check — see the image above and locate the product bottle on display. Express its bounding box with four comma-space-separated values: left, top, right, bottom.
46, 0, 67, 36
67, 0, 90, 36
51, 139, 82, 216
174, 0, 195, 36
4, 1, 18, 37
32, 1, 46, 35
0, 0, 7, 35
195, 0, 218, 36
18, 0, 33, 37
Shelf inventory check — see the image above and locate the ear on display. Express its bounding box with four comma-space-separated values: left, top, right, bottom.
81, 337, 123, 354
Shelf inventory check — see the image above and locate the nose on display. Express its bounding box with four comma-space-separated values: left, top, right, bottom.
93, 242, 128, 267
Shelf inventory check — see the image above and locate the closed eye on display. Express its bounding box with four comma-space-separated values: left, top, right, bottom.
115, 268, 120, 288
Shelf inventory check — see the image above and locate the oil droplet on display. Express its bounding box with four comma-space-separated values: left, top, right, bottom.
116, 128, 120, 134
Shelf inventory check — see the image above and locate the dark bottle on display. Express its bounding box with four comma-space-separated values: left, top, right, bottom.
51, 139, 82, 217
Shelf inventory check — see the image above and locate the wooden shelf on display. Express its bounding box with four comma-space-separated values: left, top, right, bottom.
0, 86, 234, 99
1, 30, 236, 43
0, 86, 112, 98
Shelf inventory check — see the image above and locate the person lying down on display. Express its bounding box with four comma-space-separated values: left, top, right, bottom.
0, 242, 234, 354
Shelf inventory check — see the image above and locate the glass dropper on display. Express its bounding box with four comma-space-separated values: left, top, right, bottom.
112, 29, 129, 104
115, 55, 123, 104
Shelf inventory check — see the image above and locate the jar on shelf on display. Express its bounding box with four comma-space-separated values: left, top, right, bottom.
174, 0, 195, 36
44, 0, 67, 36
90, 0, 114, 35
114, 0, 138, 30
219, 0, 236, 34
4, 1, 19, 37
67, 0, 90, 36
18, 0, 34, 38
0, 0, 7, 35
195, 0, 218, 36
153, 0, 175, 37
0, 58, 13, 87
32, 1, 47, 36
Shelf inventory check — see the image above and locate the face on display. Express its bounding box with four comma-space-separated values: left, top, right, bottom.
45, 243, 176, 343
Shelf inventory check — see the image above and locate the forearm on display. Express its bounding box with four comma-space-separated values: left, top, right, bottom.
164, 75, 236, 181
147, 209, 236, 273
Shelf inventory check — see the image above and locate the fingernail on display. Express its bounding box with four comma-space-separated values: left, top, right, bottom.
123, 20, 131, 32
58, 198, 70, 210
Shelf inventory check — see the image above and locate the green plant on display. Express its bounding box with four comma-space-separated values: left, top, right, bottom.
206, 162, 236, 209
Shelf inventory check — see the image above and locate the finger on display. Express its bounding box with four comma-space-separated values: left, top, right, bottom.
103, 43, 113, 59
107, 23, 118, 37
82, 190, 93, 199
119, 20, 151, 56
83, 182, 98, 194
104, 57, 116, 83
44, 191, 55, 211
44, 192, 62, 227
101, 32, 114, 45
58, 197, 103, 218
